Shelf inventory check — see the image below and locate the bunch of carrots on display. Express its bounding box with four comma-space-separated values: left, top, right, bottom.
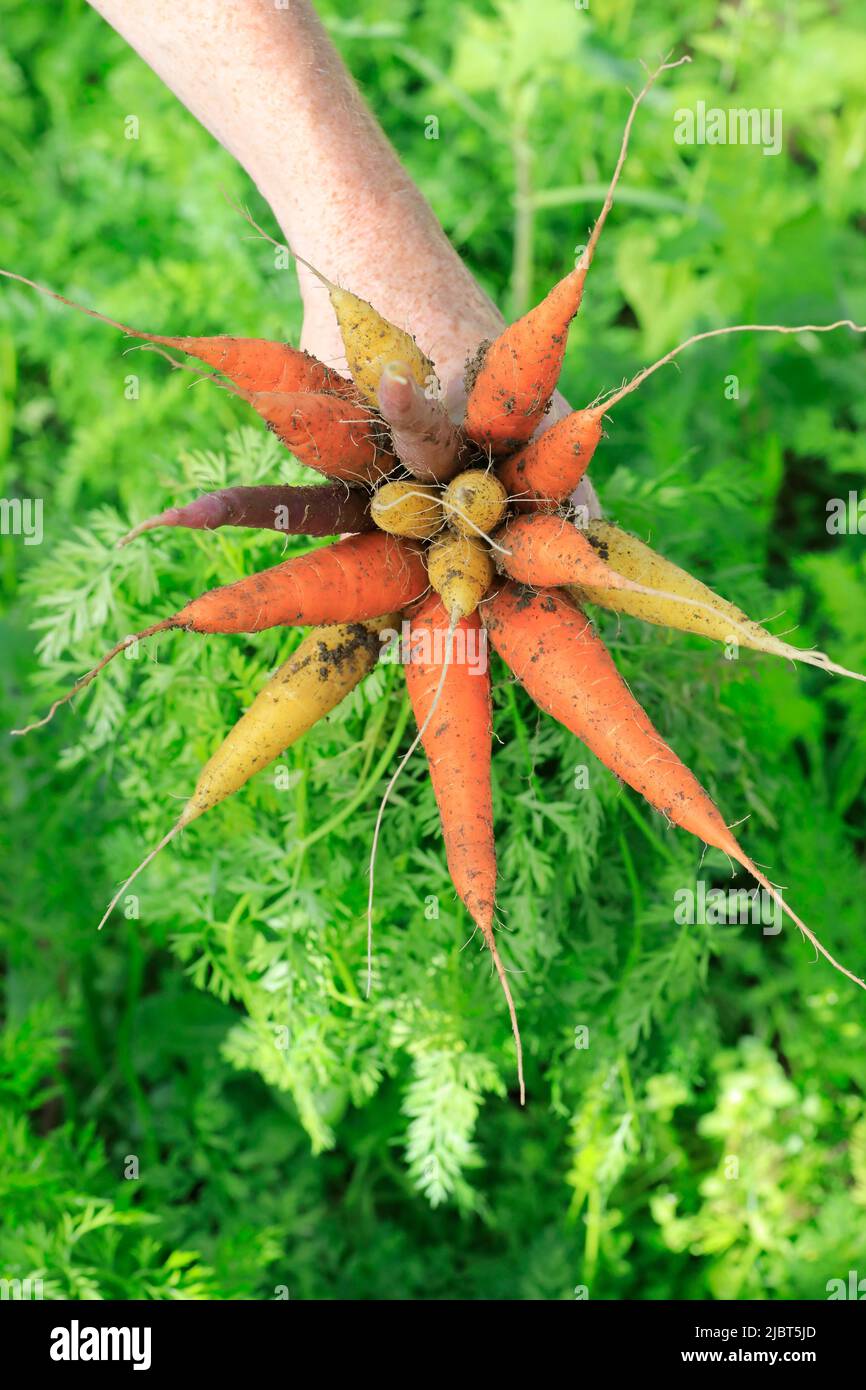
6, 57, 866, 1104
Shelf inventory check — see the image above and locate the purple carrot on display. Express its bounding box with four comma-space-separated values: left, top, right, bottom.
377, 361, 464, 483
118, 483, 374, 546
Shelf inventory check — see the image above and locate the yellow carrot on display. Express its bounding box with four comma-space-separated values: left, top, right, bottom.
97, 617, 396, 930
571, 521, 865, 681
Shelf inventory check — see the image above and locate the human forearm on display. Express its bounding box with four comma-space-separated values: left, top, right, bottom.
87, 0, 502, 377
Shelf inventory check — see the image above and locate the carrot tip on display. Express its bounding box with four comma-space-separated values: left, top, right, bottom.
485, 928, 526, 1106
116, 517, 162, 547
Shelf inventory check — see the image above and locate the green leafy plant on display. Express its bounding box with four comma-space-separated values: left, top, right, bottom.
2, 0, 865, 1301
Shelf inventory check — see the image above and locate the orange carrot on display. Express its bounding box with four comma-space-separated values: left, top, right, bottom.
403, 592, 524, 1101
484, 583, 865, 993
462, 272, 587, 456
12, 533, 427, 735
0, 269, 356, 397
463, 55, 691, 456
176, 531, 424, 633
497, 409, 604, 507
239, 389, 393, 483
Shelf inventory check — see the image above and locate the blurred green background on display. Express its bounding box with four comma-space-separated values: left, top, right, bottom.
1, 0, 866, 1300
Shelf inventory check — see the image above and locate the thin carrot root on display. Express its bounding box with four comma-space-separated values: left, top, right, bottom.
599, 320, 866, 415
10, 620, 174, 736
578, 53, 691, 274
0, 267, 354, 396
499, 318, 866, 507
130, 341, 241, 394
463, 53, 690, 455
724, 846, 866, 993
484, 927, 526, 1106
97, 817, 190, 932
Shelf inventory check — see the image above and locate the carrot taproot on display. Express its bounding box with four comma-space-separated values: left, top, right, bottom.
0, 268, 357, 397
11, 533, 427, 735
404, 595, 496, 932
97, 616, 395, 931
463, 55, 691, 455
376, 362, 463, 482
241, 390, 393, 483
484, 582, 865, 993
402, 594, 524, 1101
118, 482, 374, 546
